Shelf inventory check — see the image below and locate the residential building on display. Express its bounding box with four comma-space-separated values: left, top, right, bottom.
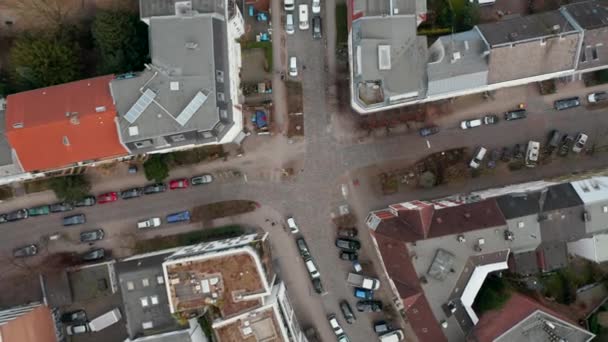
110, 0, 245, 155
0, 302, 59, 342
348, 0, 608, 113
366, 178, 602, 341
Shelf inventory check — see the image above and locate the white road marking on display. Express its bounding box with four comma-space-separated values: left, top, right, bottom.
426, 140, 431, 149
244, 174, 248, 183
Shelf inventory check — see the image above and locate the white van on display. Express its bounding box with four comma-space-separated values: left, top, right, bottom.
305, 258, 320, 278
289, 57, 298, 77
525, 141, 540, 167
137, 217, 161, 229
298, 4, 309, 30
284, 0, 295, 11
88, 308, 122, 332
469, 147, 487, 169
285, 13, 295, 34
379, 329, 404, 342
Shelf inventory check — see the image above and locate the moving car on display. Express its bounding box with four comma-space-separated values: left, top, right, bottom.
80, 229, 105, 243
6, 209, 28, 222
296, 238, 311, 258
312, 16, 322, 39
13, 244, 38, 258
143, 183, 166, 195
81, 248, 105, 262
61, 310, 87, 323
298, 4, 309, 30
356, 300, 383, 312
166, 211, 190, 223
66, 323, 90, 335
191, 174, 213, 185
573, 133, 588, 153
588, 91, 608, 103
74, 196, 96, 207
137, 218, 161, 229
504, 109, 527, 121
286, 216, 299, 233
328, 314, 345, 337
525, 141, 540, 168
50, 202, 74, 213
120, 187, 143, 199
339, 251, 358, 261
554, 96, 581, 110
469, 147, 487, 169
97, 192, 118, 204
312, 0, 321, 13
63, 214, 86, 226
289, 57, 298, 77
28, 205, 50, 217
285, 13, 295, 35
169, 178, 189, 190
419, 126, 439, 137
559, 135, 575, 157
483, 114, 498, 125
335, 238, 361, 251
339, 301, 356, 324
460, 118, 482, 129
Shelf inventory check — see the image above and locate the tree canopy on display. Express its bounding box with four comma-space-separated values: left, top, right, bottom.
144, 154, 171, 182
49, 175, 91, 202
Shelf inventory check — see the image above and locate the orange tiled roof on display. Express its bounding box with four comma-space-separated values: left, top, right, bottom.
5, 75, 128, 172
0, 305, 56, 342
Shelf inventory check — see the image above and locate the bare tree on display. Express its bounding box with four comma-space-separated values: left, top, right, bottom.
7, 0, 75, 32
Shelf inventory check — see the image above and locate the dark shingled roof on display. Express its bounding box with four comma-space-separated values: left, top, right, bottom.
564, 0, 608, 30
542, 183, 584, 212
428, 199, 506, 238
495, 192, 541, 219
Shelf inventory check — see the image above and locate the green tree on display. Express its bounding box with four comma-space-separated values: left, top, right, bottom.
92, 10, 150, 74
473, 275, 510, 314
458, 1, 480, 31
144, 154, 171, 182
9, 35, 81, 91
49, 175, 91, 202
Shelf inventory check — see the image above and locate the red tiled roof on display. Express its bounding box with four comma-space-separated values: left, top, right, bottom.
473, 292, 577, 342
375, 216, 423, 242
0, 305, 56, 342
5, 75, 128, 172
428, 199, 506, 238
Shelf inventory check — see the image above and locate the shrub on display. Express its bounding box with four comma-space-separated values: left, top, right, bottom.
143, 154, 171, 182
49, 175, 91, 202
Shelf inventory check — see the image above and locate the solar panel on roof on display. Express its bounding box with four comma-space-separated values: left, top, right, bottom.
124, 88, 156, 123
175, 91, 208, 126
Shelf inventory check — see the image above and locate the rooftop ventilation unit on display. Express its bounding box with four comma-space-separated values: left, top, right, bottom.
185, 42, 199, 50
128, 126, 139, 136
378, 45, 391, 70
170, 82, 180, 91
124, 88, 156, 124
175, 1, 193, 16
451, 51, 461, 63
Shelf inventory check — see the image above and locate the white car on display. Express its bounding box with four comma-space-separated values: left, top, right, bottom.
469, 147, 487, 169
305, 258, 320, 278
588, 91, 608, 103
572, 133, 588, 153
285, 13, 295, 35
525, 141, 540, 167
460, 118, 482, 129
286, 216, 299, 233
298, 4, 309, 30
137, 217, 161, 229
328, 314, 345, 336
289, 57, 298, 77
312, 0, 321, 14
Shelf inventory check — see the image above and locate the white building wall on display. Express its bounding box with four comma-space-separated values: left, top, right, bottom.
568, 236, 601, 262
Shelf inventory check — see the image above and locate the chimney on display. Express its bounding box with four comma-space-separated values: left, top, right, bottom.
464, 212, 471, 219
451, 51, 461, 63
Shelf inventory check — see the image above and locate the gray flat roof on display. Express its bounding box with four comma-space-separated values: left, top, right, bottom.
477, 10, 577, 47
352, 0, 420, 16
140, 0, 225, 18
116, 252, 184, 339
564, 1, 608, 30
512, 250, 540, 275
495, 310, 594, 342
538, 242, 569, 272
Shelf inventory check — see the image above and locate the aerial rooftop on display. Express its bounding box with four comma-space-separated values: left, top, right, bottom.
214, 306, 284, 342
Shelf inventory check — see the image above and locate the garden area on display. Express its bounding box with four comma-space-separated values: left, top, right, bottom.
134, 225, 246, 253
473, 275, 512, 315
417, 0, 480, 38
143, 145, 226, 182
191, 200, 258, 223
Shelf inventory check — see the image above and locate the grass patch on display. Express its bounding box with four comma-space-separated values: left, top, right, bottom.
170, 145, 225, 166
541, 272, 576, 305
23, 179, 53, 194
241, 41, 273, 71
191, 201, 257, 222
134, 225, 245, 253
336, 3, 348, 46
473, 275, 511, 314
0, 186, 13, 200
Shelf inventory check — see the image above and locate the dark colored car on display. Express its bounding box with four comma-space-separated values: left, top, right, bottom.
513, 144, 524, 160
337, 228, 358, 238
6, 209, 28, 222
296, 238, 311, 258
81, 248, 105, 262
61, 310, 87, 323
504, 109, 527, 121
335, 238, 361, 251
554, 96, 581, 110
500, 146, 512, 162
50, 202, 74, 213
120, 188, 143, 200
74, 196, 96, 207
547, 130, 561, 152
419, 126, 439, 137
483, 114, 499, 125
487, 149, 500, 169
13, 244, 38, 258
63, 214, 86, 226
143, 183, 167, 195
312, 278, 324, 294
166, 211, 190, 223
339, 251, 358, 261
356, 300, 383, 312
28, 205, 50, 217
80, 229, 105, 243
340, 300, 356, 324
312, 15, 322, 39
559, 135, 575, 157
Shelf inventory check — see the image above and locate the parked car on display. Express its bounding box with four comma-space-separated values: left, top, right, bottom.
554, 96, 581, 110
285, 13, 295, 35
513, 144, 525, 160
13, 244, 38, 258
166, 211, 190, 223
284, 0, 295, 11
137, 218, 161, 229
347, 273, 380, 290
63, 214, 86, 226
304, 257, 320, 279
460, 118, 482, 129
298, 4, 309, 30
340, 301, 356, 324
312, 16, 322, 39
6, 209, 28, 222
74, 196, 96, 207
547, 130, 561, 152
504, 109, 527, 121
0, 214, 7, 224
81, 248, 105, 262
66, 323, 90, 335
337, 228, 357, 238
296, 238, 311, 258
588, 91, 608, 103
487, 149, 500, 168
169, 178, 189, 190
469, 147, 487, 169
61, 310, 87, 323
483, 114, 499, 125
289, 56, 298, 77
525, 141, 540, 168
80, 229, 105, 243
120, 187, 143, 199
572, 133, 588, 153
328, 314, 345, 337
312, 278, 324, 294
191, 174, 213, 185
143, 183, 166, 195
286, 216, 299, 234
28, 205, 50, 217
374, 320, 391, 335
312, 0, 321, 13
97, 192, 118, 204
50, 202, 74, 213
354, 287, 373, 300
419, 126, 439, 137
339, 251, 358, 261
500, 146, 512, 162
379, 330, 405, 342
559, 135, 575, 157
335, 238, 361, 251
356, 300, 383, 312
